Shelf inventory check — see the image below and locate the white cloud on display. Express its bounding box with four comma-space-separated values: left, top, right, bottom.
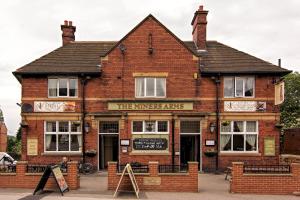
0, 0, 299, 135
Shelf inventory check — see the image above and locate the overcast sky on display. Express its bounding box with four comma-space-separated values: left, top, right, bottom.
0, 0, 299, 135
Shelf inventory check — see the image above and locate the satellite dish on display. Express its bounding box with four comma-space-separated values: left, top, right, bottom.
21, 103, 33, 113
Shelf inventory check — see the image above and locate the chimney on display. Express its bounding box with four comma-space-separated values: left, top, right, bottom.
191, 5, 208, 50
61, 20, 76, 46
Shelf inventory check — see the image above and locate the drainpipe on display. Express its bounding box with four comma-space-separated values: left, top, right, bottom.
81, 75, 90, 163
214, 74, 221, 172
171, 116, 175, 171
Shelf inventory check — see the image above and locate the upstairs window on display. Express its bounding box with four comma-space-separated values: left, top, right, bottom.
48, 78, 78, 97
135, 77, 166, 98
224, 77, 254, 98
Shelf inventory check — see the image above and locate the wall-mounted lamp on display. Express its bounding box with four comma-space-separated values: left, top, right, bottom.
118, 43, 126, 54
209, 122, 216, 133
20, 121, 29, 128
84, 122, 90, 133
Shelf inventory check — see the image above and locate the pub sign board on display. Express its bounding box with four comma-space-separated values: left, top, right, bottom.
133, 138, 168, 150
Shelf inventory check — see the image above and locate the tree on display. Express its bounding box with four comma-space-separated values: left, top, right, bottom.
280, 72, 300, 129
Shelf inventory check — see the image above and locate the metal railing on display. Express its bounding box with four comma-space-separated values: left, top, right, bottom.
26, 164, 49, 173
117, 164, 149, 173
243, 165, 290, 174
158, 164, 188, 173
0, 165, 16, 173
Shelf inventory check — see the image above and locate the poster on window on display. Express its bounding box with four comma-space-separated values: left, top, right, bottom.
275, 81, 285, 105
34, 101, 75, 112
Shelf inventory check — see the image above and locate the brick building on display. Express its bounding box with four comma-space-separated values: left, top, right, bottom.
13, 5, 291, 171
0, 109, 7, 152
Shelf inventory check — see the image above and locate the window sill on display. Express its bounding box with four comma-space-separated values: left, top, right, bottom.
219, 152, 261, 157
42, 152, 83, 156
130, 151, 170, 156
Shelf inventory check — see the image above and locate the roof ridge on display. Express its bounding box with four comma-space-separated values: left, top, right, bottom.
73, 41, 117, 43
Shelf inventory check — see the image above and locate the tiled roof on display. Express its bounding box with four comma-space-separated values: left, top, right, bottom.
13, 40, 290, 77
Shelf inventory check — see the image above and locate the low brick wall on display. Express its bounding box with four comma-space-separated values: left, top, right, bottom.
230, 162, 300, 195
108, 161, 198, 192
0, 161, 79, 190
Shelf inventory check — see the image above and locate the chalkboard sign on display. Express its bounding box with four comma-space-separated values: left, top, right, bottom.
33, 165, 69, 196
133, 138, 168, 150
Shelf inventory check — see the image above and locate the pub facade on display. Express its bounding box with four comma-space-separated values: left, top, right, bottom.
13, 5, 290, 171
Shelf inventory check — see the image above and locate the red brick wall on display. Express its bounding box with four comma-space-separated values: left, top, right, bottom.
230, 162, 300, 195
283, 128, 300, 154
0, 161, 79, 190
0, 122, 7, 152
108, 161, 198, 192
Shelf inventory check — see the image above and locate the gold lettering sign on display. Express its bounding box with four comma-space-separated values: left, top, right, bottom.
27, 138, 38, 156
108, 102, 193, 111
264, 137, 275, 156
143, 177, 161, 185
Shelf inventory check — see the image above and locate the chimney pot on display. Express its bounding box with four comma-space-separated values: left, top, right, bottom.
199, 5, 204, 11
61, 20, 76, 46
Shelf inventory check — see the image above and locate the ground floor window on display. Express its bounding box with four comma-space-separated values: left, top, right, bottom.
45, 121, 82, 152
132, 120, 168, 134
220, 121, 258, 152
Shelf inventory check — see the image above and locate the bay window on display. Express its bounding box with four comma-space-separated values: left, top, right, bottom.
220, 121, 258, 152
224, 77, 254, 97
48, 78, 78, 97
135, 77, 166, 97
45, 121, 82, 152
132, 120, 168, 134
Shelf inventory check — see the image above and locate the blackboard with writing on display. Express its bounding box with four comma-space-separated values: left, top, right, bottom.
133, 138, 168, 150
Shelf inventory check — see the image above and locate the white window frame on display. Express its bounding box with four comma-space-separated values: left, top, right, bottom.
132, 120, 169, 134
48, 77, 78, 98
135, 77, 166, 98
220, 121, 258, 153
224, 76, 255, 98
98, 120, 120, 135
44, 121, 82, 153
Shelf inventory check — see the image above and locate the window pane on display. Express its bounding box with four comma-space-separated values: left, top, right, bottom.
156, 78, 166, 97
99, 121, 119, 133
245, 77, 254, 97
146, 78, 155, 96
48, 79, 57, 97
59, 122, 69, 132
233, 121, 243, 132
235, 78, 244, 97
233, 134, 244, 151
220, 135, 231, 151
59, 79, 68, 96
71, 135, 82, 151
58, 134, 69, 151
221, 122, 231, 132
246, 121, 257, 132
135, 78, 145, 97
246, 135, 257, 151
224, 77, 234, 97
71, 122, 81, 132
180, 121, 200, 133
69, 79, 78, 97
46, 122, 56, 132
132, 121, 143, 132
157, 121, 168, 132
144, 121, 156, 132
45, 135, 56, 151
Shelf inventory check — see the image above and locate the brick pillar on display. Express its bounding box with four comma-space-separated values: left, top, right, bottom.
108, 162, 117, 190
67, 161, 79, 190
21, 128, 27, 161
230, 162, 244, 193
188, 162, 198, 192
149, 161, 159, 176
291, 163, 300, 193
16, 161, 28, 188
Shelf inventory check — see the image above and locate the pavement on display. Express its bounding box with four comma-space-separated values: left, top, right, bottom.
0, 173, 299, 200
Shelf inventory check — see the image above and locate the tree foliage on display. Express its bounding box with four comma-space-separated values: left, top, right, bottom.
280, 72, 300, 129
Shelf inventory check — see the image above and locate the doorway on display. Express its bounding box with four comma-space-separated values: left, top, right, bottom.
180, 135, 200, 169
99, 135, 119, 170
